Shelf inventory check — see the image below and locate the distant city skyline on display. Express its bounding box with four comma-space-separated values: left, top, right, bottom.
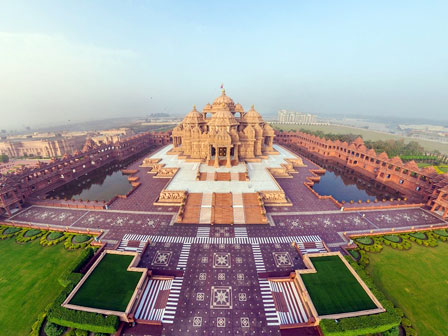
0, 1, 447, 130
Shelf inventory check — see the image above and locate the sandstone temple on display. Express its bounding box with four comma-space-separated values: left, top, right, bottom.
170, 89, 277, 167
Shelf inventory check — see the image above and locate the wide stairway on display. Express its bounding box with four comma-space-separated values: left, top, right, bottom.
178, 192, 267, 225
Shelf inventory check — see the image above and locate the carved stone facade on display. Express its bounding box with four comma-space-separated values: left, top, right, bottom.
170, 89, 277, 167
157, 190, 187, 205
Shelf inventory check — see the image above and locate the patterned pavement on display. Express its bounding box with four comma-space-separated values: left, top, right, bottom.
3, 149, 447, 336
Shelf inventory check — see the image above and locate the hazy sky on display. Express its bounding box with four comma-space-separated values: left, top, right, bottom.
1, 1, 447, 130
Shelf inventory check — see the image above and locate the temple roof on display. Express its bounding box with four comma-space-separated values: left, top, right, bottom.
242, 105, 263, 124
211, 89, 236, 112
182, 105, 204, 124
208, 105, 239, 127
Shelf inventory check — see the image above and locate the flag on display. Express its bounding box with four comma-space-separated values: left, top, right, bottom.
220, 83, 223, 89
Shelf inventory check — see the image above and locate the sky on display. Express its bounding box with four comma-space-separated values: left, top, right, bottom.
0, 0, 447, 130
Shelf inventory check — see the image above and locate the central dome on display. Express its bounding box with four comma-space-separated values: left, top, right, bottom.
211, 89, 235, 112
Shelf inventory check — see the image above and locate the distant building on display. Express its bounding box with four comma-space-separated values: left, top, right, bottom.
0, 128, 135, 158
277, 109, 317, 124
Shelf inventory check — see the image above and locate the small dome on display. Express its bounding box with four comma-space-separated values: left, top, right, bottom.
182, 105, 204, 124
209, 105, 239, 127
202, 103, 212, 112
242, 105, 263, 123
263, 123, 275, 136
235, 103, 244, 113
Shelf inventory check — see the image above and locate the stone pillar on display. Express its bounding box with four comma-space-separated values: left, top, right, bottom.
234, 144, 239, 163
206, 145, 211, 162
214, 146, 219, 168
226, 146, 231, 168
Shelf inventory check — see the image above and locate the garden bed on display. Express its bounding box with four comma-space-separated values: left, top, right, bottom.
383, 234, 402, 243
409, 232, 427, 240
69, 253, 142, 312
301, 255, 377, 315
354, 236, 374, 245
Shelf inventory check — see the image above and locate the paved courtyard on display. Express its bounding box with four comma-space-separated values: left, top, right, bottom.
3, 144, 447, 336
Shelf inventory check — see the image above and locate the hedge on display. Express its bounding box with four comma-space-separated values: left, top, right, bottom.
408, 232, 427, 240
48, 231, 64, 240
16, 228, 45, 243
40, 231, 68, 247
354, 237, 373, 245
0, 226, 21, 239
58, 248, 94, 287
25, 229, 42, 237
64, 234, 94, 250
319, 258, 401, 336
48, 307, 119, 334
73, 235, 91, 244
45, 253, 119, 334
44, 322, 66, 336
383, 235, 401, 243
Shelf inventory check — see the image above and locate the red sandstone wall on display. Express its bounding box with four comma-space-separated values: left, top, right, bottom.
275, 131, 446, 205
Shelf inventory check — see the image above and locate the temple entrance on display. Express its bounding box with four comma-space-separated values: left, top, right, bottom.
211, 146, 216, 157
218, 147, 227, 157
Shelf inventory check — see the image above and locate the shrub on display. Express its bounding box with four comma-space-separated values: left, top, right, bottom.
409, 232, 427, 240
48, 231, 64, 240
383, 234, 401, 243
25, 229, 42, 237
16, 228, 44, 243
3, 226, 21, 235
401, 317, 412, 327
348, 249, 360, 261
75, 329, 88, 336
382, 326, 400, 336
73, 235, 91, 244
434, 229, 448, 237
44, 322, 66, 336
404, 326, 418, 336
40, 231, 67, 247
354, 236, 374, 245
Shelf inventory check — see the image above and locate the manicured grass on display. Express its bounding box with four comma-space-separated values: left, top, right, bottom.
48, 231, 64, 240
409, 232, 427, 240
24, 229, 41, 237
355, 236, 373, 245
272, 123, 448, 154
3, 226, 20, 234
383, 234, 401, 243
301, 255, 376, 315
70, 253, 142, 312
434, 229, 448, 237
367, 244, 448, 336
73, 234, 91, 243
0, 238, 84, 336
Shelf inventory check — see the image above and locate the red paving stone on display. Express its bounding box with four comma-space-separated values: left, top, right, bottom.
3, 150, 447, 336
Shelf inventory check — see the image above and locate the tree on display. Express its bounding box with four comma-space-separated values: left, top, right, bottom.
0, 154, 9, 163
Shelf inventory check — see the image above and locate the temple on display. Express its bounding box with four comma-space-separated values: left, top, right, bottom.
170, 89, 277, 167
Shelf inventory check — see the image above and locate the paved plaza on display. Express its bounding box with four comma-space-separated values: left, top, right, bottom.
4, 144, 447, 336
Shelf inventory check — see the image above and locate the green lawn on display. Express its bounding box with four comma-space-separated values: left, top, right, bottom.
0, 238, 84, 336
367, 244, 448, 336
70, 253, 142, 312
272, 123, 448, 154
301, 255, 376, 315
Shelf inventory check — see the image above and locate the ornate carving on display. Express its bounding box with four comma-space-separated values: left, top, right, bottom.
260, 190, 288, 204
158, 190, 187, 204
